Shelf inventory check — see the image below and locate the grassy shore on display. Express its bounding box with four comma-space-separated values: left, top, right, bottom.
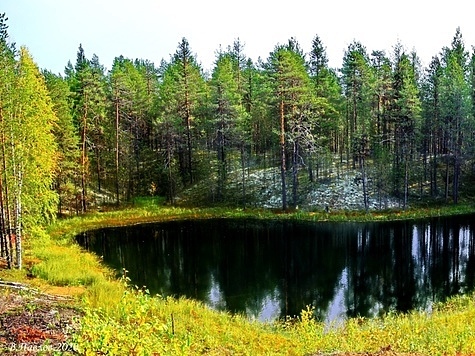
2, 199, 475, 355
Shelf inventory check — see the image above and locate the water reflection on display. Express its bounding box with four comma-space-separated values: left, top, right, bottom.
77, 215, 475, 322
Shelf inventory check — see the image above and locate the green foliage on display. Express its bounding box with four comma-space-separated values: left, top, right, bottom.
30, 243, 104, 287
12, 48, 59, 226
266, 40, 322, 208
68, 46, 109, 211
43, 70, 80, 215
26, 225, 102, 287
155, 39, 208, 195
76, 286, 194, 355
108, 55, 158, 202
208, 48, 251, 202
341, 41, 373, 138
5, 17, 475, 225
0, 38, 59, 268
6, 23, 475, 215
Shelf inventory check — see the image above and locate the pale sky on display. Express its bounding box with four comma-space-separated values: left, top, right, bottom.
2, 0, 474, 75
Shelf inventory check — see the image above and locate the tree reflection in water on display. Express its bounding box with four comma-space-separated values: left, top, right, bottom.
77, 215, 475, 323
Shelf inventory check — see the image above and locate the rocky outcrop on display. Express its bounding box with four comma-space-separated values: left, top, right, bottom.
241, 168, 400, 211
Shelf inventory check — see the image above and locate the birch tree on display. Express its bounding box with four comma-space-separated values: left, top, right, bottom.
0, 12, 15, 268
0, 46, 58, 269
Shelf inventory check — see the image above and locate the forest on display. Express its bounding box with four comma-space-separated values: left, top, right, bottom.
1, 11, 475, 269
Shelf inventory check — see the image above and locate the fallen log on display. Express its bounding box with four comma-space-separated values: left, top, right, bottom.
0, 280, 73, 301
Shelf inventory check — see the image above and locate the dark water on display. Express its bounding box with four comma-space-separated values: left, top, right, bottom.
76, 215, 475, 323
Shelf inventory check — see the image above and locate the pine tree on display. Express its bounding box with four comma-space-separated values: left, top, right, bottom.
242, 58, 275, 205
341, 41, 373, 168
155, 62, 182, 202
109, 56, 130, 204
69, 45, 107, 211
390, 46, 422, 207
43, 70, 80, 214
439, 29, 472, 203
176, 38, 195, 186
109, 56, 153, 202
267, 40, 318, 209
369, 50, 393, 208
420, 56, 443, 197
309, 35, 329, 96
158, 38, 207, 189
308, 35, 342, 181
210, 49, 248, 201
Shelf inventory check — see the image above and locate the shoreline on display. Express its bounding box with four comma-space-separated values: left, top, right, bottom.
2, 201, 475, 355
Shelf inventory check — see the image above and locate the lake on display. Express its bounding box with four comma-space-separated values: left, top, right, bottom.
76, 215, 475, 323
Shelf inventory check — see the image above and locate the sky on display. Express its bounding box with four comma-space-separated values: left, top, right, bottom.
2, 0, 475, 75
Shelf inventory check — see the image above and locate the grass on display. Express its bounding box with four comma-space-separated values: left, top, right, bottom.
76, 283, 302, 355
75, 287, 475, 355
2, 197, 475, 355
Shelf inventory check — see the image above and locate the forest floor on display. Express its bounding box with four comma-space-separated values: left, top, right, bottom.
182, 162, 403, 211
0, 281, 81, 355
250, 167, 401, 210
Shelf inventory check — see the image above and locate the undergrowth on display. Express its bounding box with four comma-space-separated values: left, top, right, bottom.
74, 281, 475, 355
